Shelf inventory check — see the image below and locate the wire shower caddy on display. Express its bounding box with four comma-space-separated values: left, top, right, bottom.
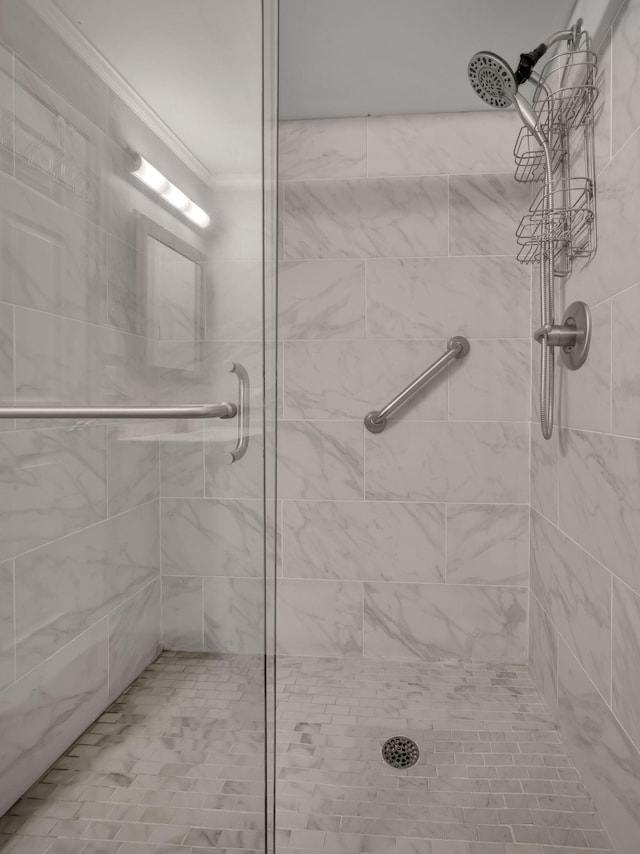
512, 28, 598, 278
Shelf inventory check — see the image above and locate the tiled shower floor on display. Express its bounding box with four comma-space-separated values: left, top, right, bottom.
0, 653, 614, 854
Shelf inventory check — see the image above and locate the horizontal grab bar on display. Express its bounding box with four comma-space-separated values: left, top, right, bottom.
364, 336, 470, 434
0, 402, 237, 420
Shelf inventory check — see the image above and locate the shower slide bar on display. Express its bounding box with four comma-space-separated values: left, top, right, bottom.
364, 336, 470, 434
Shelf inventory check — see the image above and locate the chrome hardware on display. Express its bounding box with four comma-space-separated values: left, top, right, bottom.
516, 25, 597, 438
222, 361, 250, 464
365, 336, 470, 434
0, 402, 236, 420
534, 301, 591, 370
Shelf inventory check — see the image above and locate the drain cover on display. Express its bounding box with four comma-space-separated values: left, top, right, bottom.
381, 736, 419, 769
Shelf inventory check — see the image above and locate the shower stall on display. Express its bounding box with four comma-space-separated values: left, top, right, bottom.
2, 1, 640, 853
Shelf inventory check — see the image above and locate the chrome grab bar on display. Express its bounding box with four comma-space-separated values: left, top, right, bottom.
0, 402, 237, 419
222, 360, 250, 464
364, 336, 470, 434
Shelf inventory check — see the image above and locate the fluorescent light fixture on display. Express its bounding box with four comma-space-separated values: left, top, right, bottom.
131, 155, 168, 194
184, 201, 211, 228
130, 153, 211, 229
161, 182, 189, 212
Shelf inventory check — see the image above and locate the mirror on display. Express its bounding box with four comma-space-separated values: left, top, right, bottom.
136, 213, 206, 370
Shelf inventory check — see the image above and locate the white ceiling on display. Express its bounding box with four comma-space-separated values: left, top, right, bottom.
48, 0, 580, 168
50, 0, 264, 177
279, 0, 575, 120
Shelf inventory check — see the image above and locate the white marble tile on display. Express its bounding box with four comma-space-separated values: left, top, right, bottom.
0, 43, 14, 180
14, 306, 139, 408
363, 582, 527, 662
449, 173, 530, 256
0, 170, 107, 322
365, 421, 528, 502
205, 425, 265, 500
446, 503, 529, 586
284, 176, 448, 259
612, 282, 640, 437
557, 300, 611, 433
0, 559, 14, 691
161, 498, 264, 578
0, 425, 107, 562
203, 577, 264, 654
612, 578, 640, 750
106, 233, 143, 335
278, 260, 365, 340
558, 428, 640, 592
14, 501, 159, 678
612, 0, 640, 154
161, 425, 205, 498
367, 111, 520, 176
284, 339, 448, 420
278, 421, 364, 500
557, 638, 640, 854
366, 256, 530, 340
448, 338, 530, 421
279, 118, 366, 180
529, 592, 558, 716
161, 575, 203, 652
283, 500, 444, 582
108, 579, 161, 702
569, 130, 640, 305
0, 302, 14, 412
107, 423, 159, 516
0, 618, 109, 817
531, 510, 612, 699
594, 31, 612, 176
531, 422, 558, 524
277, 579, 362, 657
206, 260, 263, 342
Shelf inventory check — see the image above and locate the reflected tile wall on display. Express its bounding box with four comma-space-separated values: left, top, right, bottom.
0, 0, 229, 816
529, 8, 640, 849
278, 111, 531, 663
0, 618, 109, 818
108, 578, 161, 702
0, 560, 14, 691
14, 500, 159, 677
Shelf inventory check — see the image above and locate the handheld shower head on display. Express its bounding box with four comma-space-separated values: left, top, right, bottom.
467, 50, 547, 147
467, 51, 517, 109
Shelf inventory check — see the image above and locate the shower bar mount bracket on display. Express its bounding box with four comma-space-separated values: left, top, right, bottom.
533, 300, 591, 370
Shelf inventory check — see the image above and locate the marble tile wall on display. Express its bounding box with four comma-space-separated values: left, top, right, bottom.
0, 0, 223, 816
277, 108, 531, 664
528, 2, 640, 851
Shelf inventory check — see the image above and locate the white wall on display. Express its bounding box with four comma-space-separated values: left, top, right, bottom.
529, 1, 640, 851
276, 109, 532, 662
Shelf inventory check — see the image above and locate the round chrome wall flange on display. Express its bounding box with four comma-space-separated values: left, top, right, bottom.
364, 411, 385, 434
560, 301, 591, 370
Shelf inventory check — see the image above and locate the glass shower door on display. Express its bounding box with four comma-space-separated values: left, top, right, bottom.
0, 1, 277, 851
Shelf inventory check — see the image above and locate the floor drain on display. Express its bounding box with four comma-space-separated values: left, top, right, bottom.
381, 736, 419, 769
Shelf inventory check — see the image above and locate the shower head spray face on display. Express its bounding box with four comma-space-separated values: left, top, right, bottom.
467, 51, 517, 108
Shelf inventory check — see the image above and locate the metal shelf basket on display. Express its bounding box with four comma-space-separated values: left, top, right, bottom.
512, 30, 598, 274
516, 177, 595, 275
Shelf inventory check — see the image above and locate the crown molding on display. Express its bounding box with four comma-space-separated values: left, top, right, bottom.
25, 0, 212, 184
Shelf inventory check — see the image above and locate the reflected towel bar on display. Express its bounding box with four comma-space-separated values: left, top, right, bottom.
0, 402, 237, 420
364, 336, 470, 434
